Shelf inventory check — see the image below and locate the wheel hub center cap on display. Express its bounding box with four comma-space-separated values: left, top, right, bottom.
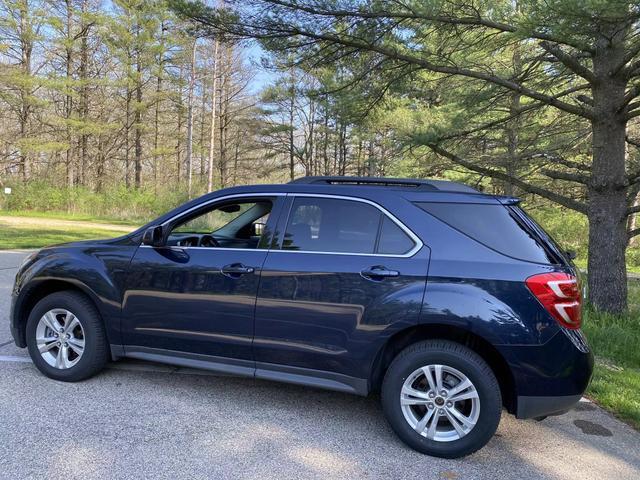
435, 397, 445, 406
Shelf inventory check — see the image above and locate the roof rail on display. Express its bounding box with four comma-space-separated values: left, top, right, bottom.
288, 176, 478, 193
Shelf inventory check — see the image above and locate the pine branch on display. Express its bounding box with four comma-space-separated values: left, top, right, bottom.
274, 26, 595, 119
255, 0, 596, 53
539, 41, 595, 83
427, 143, 588, 213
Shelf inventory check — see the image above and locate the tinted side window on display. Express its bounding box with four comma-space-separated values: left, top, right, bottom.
417, 202, 557, 264
378, 216, 414, 254
283, 197, 381, 253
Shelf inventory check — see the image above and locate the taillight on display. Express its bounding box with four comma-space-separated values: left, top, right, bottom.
525, 272, 582, 329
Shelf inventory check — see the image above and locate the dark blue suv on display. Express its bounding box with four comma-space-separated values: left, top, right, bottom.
10, 176, 593, 457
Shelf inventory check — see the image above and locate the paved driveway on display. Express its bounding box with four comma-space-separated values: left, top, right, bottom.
0, 251, 638, 480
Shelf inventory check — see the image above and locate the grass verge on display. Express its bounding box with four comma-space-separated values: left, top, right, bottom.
0, 224, 129, 249
583, 282, 640, 429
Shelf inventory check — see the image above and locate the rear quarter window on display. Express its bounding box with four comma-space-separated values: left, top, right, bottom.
417, 202, 561, 264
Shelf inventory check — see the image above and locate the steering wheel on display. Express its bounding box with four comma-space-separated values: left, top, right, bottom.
199, 235, 220, 248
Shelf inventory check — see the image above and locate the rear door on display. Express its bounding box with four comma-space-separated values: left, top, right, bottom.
253, 194, 430, 389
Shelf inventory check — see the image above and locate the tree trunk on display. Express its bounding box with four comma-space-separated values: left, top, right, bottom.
218, 45, 229, 188
134, 22, 143, 189
367, 140, 375, 176
18, 0, 32, 183
185, 39, 197, 197
124, 87, 131, 189
323, 97, 329, 175
207, 38, 219, 192
153, 19, 166, 193
587, 31, 629, 314
96, 135, 105, 193
233, 132, 239, 185
65, 0, 74, 188
306, 97, 315, 175
134, 77, 143, 188
288, 69, 295, 181
78, 0, 90, 186
199, 81, 206, 178
153, 60, 162, 192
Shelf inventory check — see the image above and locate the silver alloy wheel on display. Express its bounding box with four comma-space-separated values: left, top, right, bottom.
400, 364, 480, 442
35, 308, 85, 369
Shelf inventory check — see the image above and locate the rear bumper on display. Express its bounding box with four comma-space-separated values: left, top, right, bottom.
497, 328, 593, 418
516, 394, 582, 419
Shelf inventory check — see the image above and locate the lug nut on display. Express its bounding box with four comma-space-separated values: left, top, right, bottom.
440, 390, 448, 397
427, 403, 434, 409
446, 402, 453, 407
428, 392, 435, 398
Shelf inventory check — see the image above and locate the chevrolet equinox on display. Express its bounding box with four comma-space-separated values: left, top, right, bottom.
10, 176, 593, 458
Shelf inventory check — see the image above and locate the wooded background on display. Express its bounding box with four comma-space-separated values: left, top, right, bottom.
2, 0, 640, 314
1, 0, 412, 199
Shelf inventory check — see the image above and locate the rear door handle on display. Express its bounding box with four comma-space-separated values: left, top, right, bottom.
221, 263, 255, 277
360, 266, 400, 280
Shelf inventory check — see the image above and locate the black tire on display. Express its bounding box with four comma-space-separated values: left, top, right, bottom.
26, 291, 109, 382
381, 340, 501, 458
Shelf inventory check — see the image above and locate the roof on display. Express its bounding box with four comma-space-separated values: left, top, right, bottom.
288, 176, 480, 193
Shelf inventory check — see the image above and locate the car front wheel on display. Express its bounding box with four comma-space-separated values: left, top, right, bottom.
26, 291, 109, 382
381, 339, 502, 458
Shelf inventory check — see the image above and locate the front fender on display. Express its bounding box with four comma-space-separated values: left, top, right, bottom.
12, 246, 137, 347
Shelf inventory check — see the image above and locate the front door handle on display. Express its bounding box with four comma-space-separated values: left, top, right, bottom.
360, 265, 400, 280
221, 263, 255, 278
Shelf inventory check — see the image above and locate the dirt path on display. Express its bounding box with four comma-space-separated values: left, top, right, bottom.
0, 215, 138, 233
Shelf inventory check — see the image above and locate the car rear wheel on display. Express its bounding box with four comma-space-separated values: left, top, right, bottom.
381, 340, 501, 458
26, 291, 109, 382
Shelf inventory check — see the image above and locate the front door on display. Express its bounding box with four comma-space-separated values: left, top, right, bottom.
254, 195, 429, 389
121, 195, 283, 364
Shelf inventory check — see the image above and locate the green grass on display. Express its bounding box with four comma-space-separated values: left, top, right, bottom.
0, 225, 128, 250
587, 363, 640, 428
582, 282, 640, 429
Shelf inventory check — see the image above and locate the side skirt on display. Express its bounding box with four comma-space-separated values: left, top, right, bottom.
112, 345, 369, 396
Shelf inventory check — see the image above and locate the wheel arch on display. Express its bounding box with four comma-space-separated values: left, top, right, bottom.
370, 323, 516, 414
13, 279, 104, 348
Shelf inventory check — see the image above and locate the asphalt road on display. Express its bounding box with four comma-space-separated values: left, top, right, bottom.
0, 250, 639, 480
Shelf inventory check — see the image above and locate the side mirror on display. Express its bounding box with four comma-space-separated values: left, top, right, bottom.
142, 225, 164, 247
565, 249, 577, 260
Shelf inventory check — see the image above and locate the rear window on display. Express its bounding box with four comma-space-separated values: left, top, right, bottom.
417, 202, 562, 264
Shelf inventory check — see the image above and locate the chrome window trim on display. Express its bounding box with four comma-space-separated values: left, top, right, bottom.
139, 191, 423, 258
279, 193, 423, 258
160, 192, 286, 228
139, 245, 272, 252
